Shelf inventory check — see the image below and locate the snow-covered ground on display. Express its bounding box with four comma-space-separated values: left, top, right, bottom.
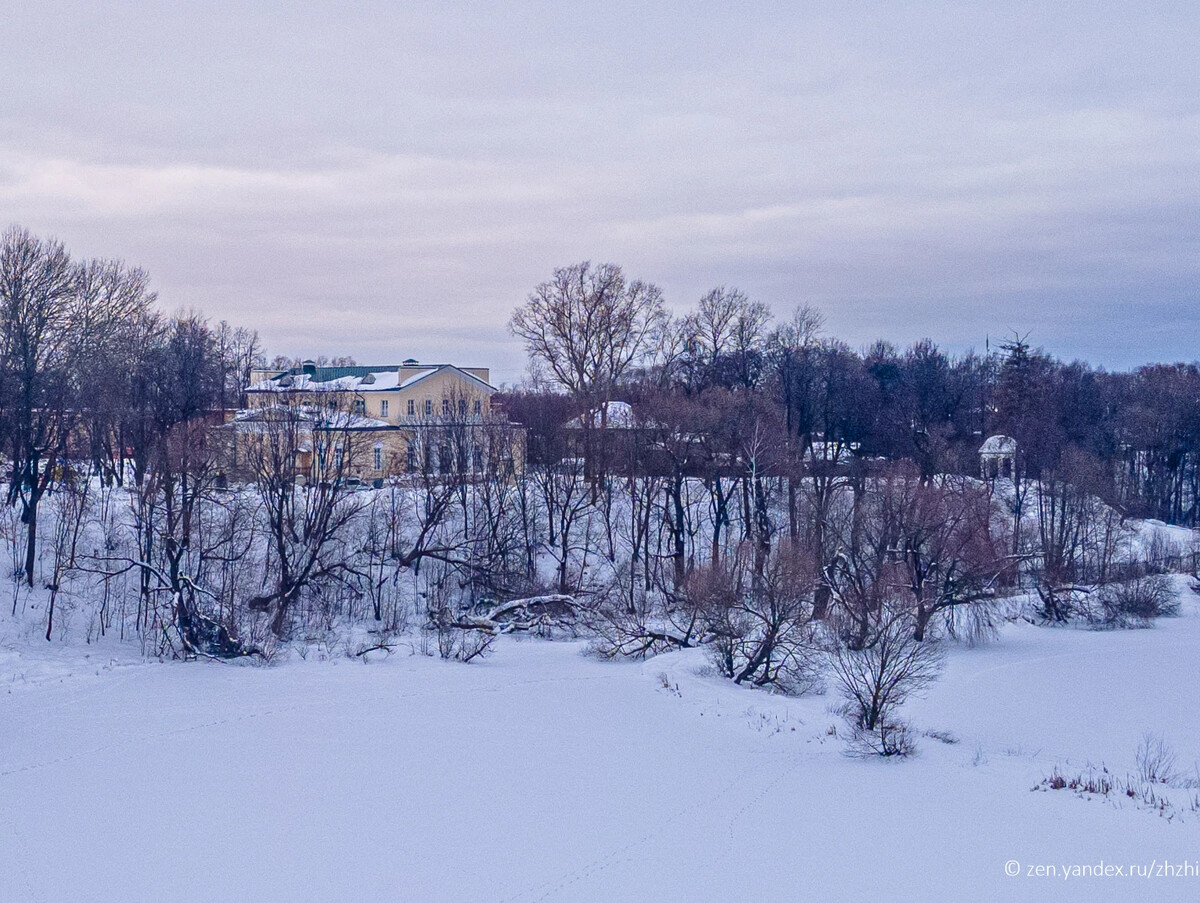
4, 582, 1200, 902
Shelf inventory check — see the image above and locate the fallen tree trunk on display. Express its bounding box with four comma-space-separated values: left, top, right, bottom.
440, 594, 581, 635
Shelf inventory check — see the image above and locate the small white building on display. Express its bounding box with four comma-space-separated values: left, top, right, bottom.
979, 435, 1016, 480
564, 401, 640, 430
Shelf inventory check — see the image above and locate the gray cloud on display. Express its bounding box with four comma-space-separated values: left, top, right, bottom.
3, 1, 1198, 384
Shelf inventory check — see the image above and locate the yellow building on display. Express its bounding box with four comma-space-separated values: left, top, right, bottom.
247, 359, 496, 423
230, 359, 521, 483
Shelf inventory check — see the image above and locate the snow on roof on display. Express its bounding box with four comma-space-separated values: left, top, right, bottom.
318, 411, 391, 430
598, 401, 635, 427
359, 371, 401, 390
248, 364, 495, 394
979, 435, 1017, 455
248, 371, 398, 393
228, 406, 390, 431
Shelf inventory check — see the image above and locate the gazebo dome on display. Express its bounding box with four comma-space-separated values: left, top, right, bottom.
979, 435, 1016, 479
979, 435, 1016, 456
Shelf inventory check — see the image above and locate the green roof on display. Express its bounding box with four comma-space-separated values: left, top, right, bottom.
282, 365, 395, 382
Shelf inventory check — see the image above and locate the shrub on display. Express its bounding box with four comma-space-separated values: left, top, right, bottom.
829, 612, 942, 757
426, 605, 495, 663
1093, 575, 1180, 627
1136, 733, 1179, 786
845, 719, 918, 758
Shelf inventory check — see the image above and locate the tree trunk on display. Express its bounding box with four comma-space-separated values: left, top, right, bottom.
913, 605, 932, 642
670, 474, 686, 588
22, 500, 37, 587
788, 476, 798, 539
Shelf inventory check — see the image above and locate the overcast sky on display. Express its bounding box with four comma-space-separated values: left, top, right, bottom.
2, 1, 1197, 384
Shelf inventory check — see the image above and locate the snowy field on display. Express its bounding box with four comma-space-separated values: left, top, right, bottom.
4, 582, 1200, 902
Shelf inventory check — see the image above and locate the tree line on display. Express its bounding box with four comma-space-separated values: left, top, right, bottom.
503, 261, 1195, 752
508, 261, 1200, 531
3, 233, 1195, 749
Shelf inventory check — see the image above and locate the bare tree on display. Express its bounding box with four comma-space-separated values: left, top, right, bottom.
698, 540, 820, 690
243, 390, 370, 635
107, 421, 249, 657
354, 485, 412, 630
678, 287, 772, 390
534, 450, 593, 595
1033, 448, 1104, 620
461, 416, 532, 598
215, 320, 264, 410
511, 262, 666, 483
823, 475, 898, 652
829, 609, 943, 756
881, 465, 1011, 641
0, 226, 76, 586
734, 397, 785, 583
43, 467, 92, 641
73, 258, 157, 485
511, 262, 667, 405
768, 305, 825, 540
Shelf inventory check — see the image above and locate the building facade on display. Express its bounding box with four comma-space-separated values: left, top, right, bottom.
246, 360, 497, 424
227, 359, 521, 483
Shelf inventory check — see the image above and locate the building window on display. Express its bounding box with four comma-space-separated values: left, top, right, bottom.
373, 444, 383, 471
380, 400, 389, 417
442, 398, 451, 417
425, 399, 433, 416
408, 399, 415, 417
406, 444, 418, 471
459, 399, 468, 418
473, 399, 481, 416
353, 399, 366, 415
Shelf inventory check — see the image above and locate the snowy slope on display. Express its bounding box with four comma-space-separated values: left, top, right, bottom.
3, 586, 1200, 902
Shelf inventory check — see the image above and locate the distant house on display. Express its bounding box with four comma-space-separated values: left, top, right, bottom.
225, 359, 522, 482
246, 359, 497, 422
555, 401, 863, 479
979, 435, 1016, 480
563, 400, 640, 430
